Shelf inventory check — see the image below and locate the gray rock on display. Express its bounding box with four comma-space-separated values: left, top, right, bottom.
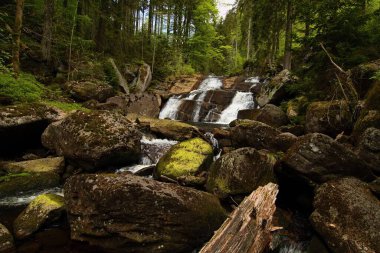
238, 104, 289, 128
64, 80, 115, 102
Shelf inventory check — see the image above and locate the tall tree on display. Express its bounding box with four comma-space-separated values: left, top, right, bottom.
12, 0, 25, 78
41, 0, 55, 63
283, 0, 293, 70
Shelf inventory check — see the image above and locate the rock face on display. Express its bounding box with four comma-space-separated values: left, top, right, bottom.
13, 194, 65, 239
283, 133, 375, 184
42, 111, 141, 169
206, 148, 276, 198
230, 120, 281, 151
64, 80, 115, 102
156, 138, 213, 180
168, 75, 203, 95
238, 104, 289, 128
64, 174, 227, 253
0, 103, 63, 157
356, 128, 380, 174
310, 178, 380, 253
305, 101, 353, 137
0, 223, 14, 253
134, 63, 152, 93
106, 93, 160, 118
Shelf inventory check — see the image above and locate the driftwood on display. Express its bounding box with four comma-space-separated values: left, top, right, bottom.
108, 58, 130, 94
200, 183, 279, 253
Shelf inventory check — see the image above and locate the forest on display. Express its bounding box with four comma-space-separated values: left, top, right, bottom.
0, 0, 380, 253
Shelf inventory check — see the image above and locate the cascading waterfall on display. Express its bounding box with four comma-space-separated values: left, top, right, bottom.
160, 76, 260, 124
217, 92, 255, 124
159, 76, 223, 121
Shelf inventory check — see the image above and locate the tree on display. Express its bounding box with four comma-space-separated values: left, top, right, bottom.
12, 0, 24, 78
41, 0, 55, 63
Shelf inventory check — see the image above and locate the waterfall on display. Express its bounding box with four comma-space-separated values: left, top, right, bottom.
159, 76, 223, 121
217, 91, 255, 124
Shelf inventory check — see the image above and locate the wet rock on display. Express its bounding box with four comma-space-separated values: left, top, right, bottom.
230, 120, 281, 151
283, 133, 375, 184
42, 111, 141, 170
134, 63, 152, 93
145, 118, 201, 141
168, 75, 203, 95
0, 103, 63, 157
305, 101, 353, 137
238, 104, 289, 128
106, 93, 160, 118
356, 128, 380, 174
13, 194, 65, 239
206, 148, 276, 198
64, 80, 115, 102
3, 157, 65, 175
0, 172, 60, 198
0, 223, 14, 253
156, 138, 213, 180
64, 173, 227, 253
310, 178, 380, 253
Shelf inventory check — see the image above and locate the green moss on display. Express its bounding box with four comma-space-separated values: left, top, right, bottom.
0, 172, 30, 183
0, 72, 44, 103
42, 100, 90, 112
30, 193, 64, 209
156, 138, 213, 179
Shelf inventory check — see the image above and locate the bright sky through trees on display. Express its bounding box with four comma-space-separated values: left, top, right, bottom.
217, 0, 235, 17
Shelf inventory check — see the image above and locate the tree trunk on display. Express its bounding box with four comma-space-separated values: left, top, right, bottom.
200, 183, 279, 253
246, 16, 252, 61
41, 0, 55, 63
12, 0, 25, 78
108, 58, 129, 94
284, 0, 293, 70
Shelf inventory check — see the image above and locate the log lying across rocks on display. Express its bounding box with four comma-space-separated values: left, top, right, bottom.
200, 183, 279, 253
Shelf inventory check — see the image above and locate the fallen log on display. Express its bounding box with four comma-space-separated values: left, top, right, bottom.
200, 183, 279, 253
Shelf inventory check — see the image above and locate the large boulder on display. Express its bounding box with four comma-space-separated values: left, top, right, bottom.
257, 70, 296, 106
156, 138, 213, 180
230, 120, 282, 151
238, 104, 289, 128
64, 173, 227, 253
0, 223, 14, 253
0, 103, 63, 157
356, 128, 380, 174
13, 194, 65, 239
134, 63, 152, 93
206, 148, 276, 198
305, 101, 354, 137
64, 80, 115, 102
42, 111, 141, 170
350, 59, 380, 98
282, 133, 375, 184
310, 178, 380, 253
3, 157, 65, 174
105, 93, 160, 118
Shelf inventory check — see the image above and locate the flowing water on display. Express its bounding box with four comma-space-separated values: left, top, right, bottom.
159, 76, 258, 124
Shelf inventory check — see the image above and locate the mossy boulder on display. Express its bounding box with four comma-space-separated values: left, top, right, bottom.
206, 148, 277, 198
42, 110, 141, 170
13, 194, 65, 239
237, 104, 289, 128
64, 80, 115, 102
352, 82, 380, 141
283, 133, 375, 184
3, 157, 65, 174
156, 138, 213, 180
305, 101, 354, 137
350, 59, 380, 98
0, 172, 60, 198
356, 128, 380, 174
64, 173, 227, 253
0, 103, 64, 157
0, 223, 14, 253
310, 178, 380, 253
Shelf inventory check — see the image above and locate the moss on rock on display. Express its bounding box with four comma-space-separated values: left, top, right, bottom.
156, 138, 213, 180
13, 193, 65, 239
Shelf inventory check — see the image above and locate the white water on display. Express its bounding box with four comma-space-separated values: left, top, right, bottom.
159, 76, 223, 121
217, 91, 255, 124
0, 187, 63, 207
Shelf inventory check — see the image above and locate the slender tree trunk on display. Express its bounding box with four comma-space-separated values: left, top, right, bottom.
246, 16, 252, 61
167, 5, 171, 37
284, 0, 293, 70
12, 0, 25, 78
41, 0, 55, 63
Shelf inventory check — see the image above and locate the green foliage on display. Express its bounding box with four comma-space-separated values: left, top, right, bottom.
372, 70, 380, 81
0, 72, 45, 103
42, 100, 88, 112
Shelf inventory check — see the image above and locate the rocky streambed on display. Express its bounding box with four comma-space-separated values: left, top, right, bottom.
0, 73, 379, 253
